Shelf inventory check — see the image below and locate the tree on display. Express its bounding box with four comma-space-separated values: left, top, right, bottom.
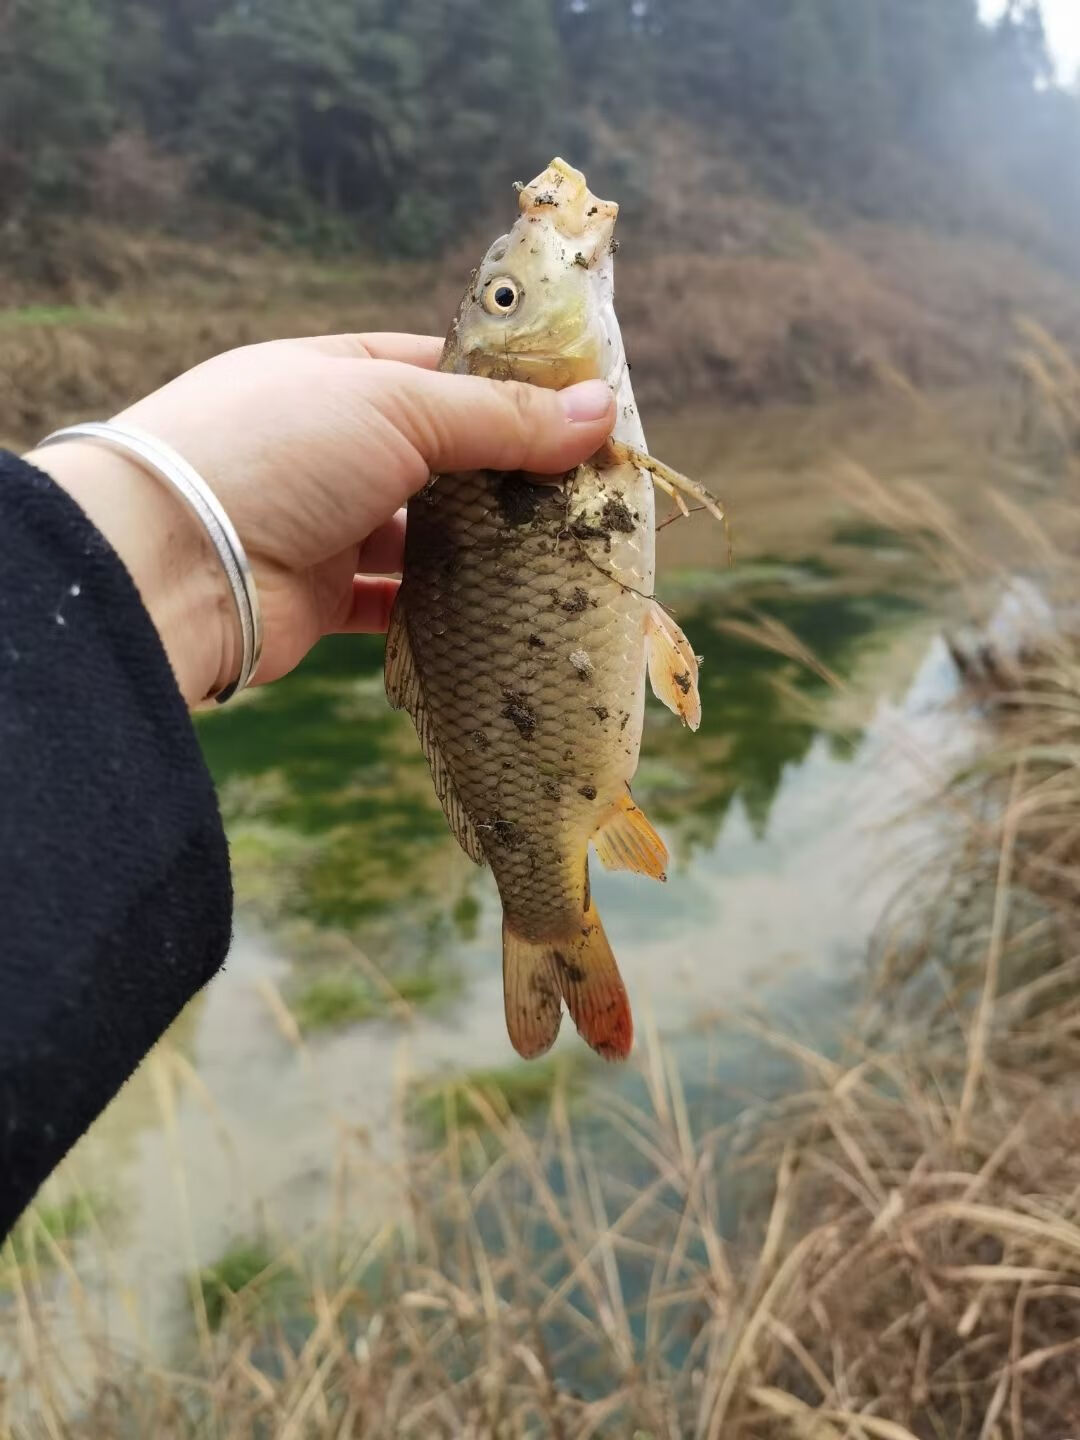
1, 0, 1078, 271
394, 0, 566, 250
0, 0, 111, 214
997, 0, 1055, 87
195, 0, 424, 221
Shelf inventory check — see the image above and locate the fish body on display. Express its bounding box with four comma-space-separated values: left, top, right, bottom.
386, 160, 711, 1060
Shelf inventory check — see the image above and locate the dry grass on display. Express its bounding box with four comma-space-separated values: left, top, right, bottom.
11, 971, 1080, 1437
0, 237, 454, 451
5, 206, 1080, 454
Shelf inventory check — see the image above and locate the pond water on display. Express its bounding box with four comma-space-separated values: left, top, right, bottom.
7, 408, 990, 1376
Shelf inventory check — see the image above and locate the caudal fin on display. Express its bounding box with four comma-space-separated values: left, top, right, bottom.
502, 924, 564, 1059
502, 901, 633, 1062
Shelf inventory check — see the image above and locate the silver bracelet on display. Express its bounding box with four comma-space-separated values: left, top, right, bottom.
38, 420, 263, 703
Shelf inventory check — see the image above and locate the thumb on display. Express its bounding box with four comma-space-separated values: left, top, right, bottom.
367, 365, 617, 483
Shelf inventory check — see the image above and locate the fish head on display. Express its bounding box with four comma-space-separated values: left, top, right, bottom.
445, 158, 625, 393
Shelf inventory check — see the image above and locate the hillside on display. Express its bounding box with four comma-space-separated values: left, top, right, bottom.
4, 184, 1080, 456
4, 0, 1078, 263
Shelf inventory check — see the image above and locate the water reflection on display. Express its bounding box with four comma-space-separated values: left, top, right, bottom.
196, 570, 922, 959
639, 581, 921, 847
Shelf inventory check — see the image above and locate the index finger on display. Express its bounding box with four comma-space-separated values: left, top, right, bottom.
295, 333, 443, 368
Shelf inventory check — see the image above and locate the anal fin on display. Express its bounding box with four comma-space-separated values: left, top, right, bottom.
646, 602, 702, 731
593, 791, 668, 881
385, 598, 485, 865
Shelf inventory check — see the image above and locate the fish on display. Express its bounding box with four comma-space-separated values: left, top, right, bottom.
385, 158, 722, 1061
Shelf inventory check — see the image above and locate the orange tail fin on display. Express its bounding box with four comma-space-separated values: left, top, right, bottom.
502, 899, 633, 1062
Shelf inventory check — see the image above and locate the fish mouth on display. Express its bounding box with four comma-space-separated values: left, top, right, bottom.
518, 158, 618, 265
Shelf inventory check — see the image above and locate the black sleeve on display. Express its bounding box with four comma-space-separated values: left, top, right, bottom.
0, 451, 233, 1238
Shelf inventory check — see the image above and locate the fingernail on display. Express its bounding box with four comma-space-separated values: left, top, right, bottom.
559, 380, 614, 423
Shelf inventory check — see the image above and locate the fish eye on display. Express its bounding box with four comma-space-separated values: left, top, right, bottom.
483, 277, 521, 316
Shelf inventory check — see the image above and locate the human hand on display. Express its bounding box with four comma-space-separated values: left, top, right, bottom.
26, 334, 616, 705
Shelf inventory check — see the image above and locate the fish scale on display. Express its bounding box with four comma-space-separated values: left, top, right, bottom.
401, 460, 654, 940
385, 158, 717, 1061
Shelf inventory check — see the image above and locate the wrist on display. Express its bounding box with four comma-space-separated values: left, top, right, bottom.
25, 441, 237, 707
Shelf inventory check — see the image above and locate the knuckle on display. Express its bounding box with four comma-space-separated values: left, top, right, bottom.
341, 333, 375, 358
507, 380, 537, 426
503, 381, 541, 462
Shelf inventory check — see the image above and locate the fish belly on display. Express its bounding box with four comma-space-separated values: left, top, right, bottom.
401, 460, 655, 937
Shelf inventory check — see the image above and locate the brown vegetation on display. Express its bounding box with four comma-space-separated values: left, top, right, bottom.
4, 202, 1080, 454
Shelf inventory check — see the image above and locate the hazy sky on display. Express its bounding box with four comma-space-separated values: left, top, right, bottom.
980, 0, 1080, 81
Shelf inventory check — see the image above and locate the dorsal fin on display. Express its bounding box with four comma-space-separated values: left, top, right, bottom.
385, 599, 485, 865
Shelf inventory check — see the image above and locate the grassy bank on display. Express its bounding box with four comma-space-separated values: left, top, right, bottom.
4, 202, 1080, 454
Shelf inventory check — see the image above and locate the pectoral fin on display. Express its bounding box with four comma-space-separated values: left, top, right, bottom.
593, 790, 668, 880
646, 602, 702, 731
385, 599, 485, 865
598, 439, 727, 526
